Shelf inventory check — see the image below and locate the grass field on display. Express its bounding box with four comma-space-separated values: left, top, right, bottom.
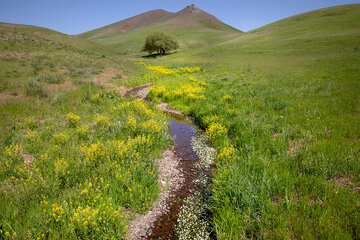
0, 23, 172, 239
127, 4, 360, 239
1, 3, 359, 240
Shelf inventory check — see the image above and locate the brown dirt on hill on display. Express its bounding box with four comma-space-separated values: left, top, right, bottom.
79, 4, 240, 40
0, 92, 28, 104
23, 152, 35, 165
335, 175, 360, 194
0, 51, 45, 59
80, 9, 172, 39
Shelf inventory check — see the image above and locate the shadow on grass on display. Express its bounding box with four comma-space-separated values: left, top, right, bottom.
142, 51, 177, 59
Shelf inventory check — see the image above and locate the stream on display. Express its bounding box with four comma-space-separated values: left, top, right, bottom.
126, 86, 216, 240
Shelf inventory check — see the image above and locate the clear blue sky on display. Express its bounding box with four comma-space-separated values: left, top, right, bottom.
0, 0, 359, 35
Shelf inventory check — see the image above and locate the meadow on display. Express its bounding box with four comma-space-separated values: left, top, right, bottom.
0, 23, 173, 239
129, 55, 359, 239
0, 83, 172, 239
1, 3, 360, 240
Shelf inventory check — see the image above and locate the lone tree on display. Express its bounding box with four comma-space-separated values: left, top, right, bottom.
142, 32, 179, 55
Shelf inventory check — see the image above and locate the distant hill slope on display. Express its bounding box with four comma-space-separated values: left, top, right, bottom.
223, 4, 360, 44
78, 4, 242, 53
0, 22, 126, 101
0, 22, 110, 54
178, 4, 360, 64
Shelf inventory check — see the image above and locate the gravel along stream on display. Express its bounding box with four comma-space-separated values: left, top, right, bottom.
125, 86, 216, 240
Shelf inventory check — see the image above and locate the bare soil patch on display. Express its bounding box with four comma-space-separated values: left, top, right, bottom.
126, 149, 184, 239
23, 152, 35, 165
335, 175, 360, 194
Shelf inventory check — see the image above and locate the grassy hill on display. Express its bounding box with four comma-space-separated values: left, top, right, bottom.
78, 4, 241, 54
134, 4, 360, 239
0, 22, 172, 239
0, 3, 359, 239
0, 22, 135, 138
0, 22, 129, 99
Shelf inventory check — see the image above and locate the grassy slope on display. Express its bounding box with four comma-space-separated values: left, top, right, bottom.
136, 4, 360, 239
0, 23, 172, 239
0, 22, 137, 134
80, 13, 241, 54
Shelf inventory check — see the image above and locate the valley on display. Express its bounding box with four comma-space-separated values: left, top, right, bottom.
0, 3, 359, 239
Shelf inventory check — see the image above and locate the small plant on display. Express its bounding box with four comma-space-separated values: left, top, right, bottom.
25, 79, 47, 97
206, 122, 228, 147
222, 94, 233, 102
94, 114, 110, 128
24, 117, 38, 130
76, 125, 89, 140
53, 132, 70, 145
36, 75, 65, 84
112, 74, 122, 80
66, 113, 81, 128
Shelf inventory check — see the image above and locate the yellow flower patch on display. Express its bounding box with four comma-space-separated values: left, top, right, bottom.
66, 113, 80, 128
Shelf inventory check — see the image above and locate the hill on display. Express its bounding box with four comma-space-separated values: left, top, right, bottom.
223, 3, 360, 44
172, 4, 360, 67
0, 23, 170, 240
1, 3, 359, 239
0, 22, 129, 106
140, 4, 360, 239
78, 4, 241, 53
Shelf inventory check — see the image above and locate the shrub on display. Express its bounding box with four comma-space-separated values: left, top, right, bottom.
66, 113, 81, 128
36, 75, 65, 84
206, 122, 228, 147
25, 79, 47, 97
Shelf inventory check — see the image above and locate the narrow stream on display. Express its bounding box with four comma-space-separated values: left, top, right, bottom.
126, 87, 216, 240
150, 115, 199, 239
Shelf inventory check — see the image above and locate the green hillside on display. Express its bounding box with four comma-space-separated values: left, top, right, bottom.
0, 22, 128, 97
0, 23, 167, 239
0, 3, 359, 240
136, 4, 360, 239
79, 5, 241, 54
0, 22, 132, 131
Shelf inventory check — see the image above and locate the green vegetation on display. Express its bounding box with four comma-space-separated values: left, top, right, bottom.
24, 79, 47, 97
0, 22, 169, 239
143, 32, 179, 55
35, 75, 65, 84
79, 6, 241, 54
0, 86, 170, 238
128, 4, 360, 239
1, 3, 360, 239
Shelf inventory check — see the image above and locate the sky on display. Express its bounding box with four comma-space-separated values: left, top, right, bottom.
0, 0, 359, 35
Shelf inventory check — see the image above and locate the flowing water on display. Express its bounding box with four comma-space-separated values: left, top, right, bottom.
126, 87, 216, 240
151, 114, 216, 240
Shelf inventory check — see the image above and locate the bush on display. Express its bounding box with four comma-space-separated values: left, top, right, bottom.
36, 75, 65, 84
142, 32, 179, 55
25, 79, 47, 97
66, 113, 81, 128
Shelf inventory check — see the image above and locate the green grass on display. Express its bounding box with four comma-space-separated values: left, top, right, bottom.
1, 3, 359, 239
0, 22, 170, 239
82, 16, 241, 54
127, 4, 360, 239
0, 83, 171, 239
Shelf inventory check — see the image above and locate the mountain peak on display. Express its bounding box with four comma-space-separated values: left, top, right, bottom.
79, 4, 241, 40
178, 4, 202, 14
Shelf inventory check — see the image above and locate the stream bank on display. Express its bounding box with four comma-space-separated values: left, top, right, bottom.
125, 85, 216, 240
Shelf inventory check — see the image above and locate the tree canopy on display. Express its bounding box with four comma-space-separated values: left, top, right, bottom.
142, 32, 179, 55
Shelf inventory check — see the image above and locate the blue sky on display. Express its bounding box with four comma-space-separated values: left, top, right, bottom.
0, 0, 359, 35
